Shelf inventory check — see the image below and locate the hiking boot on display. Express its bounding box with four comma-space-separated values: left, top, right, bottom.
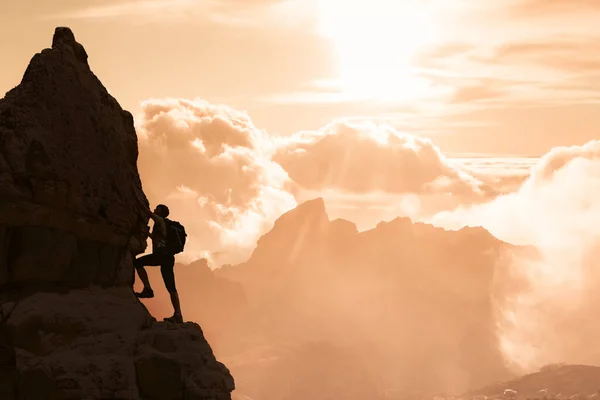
163, 313, 183, 323
135, 288, 154, 298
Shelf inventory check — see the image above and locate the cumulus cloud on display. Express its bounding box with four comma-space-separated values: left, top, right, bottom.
136, 98, 297, 265
274, 120, 494, 199
431, 140, 600, 371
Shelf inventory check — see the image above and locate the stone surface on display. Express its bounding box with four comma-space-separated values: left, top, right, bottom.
0, 326, 16, 399
3, 287, 233, 400
0, 26, 149, 288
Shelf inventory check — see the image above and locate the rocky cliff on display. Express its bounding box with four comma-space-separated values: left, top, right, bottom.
0, 27, 234, 399
0, 27, 147, 289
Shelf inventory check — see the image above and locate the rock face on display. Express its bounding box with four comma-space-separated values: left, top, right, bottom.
0, 307, 17, 399
0, 27, 148, 289
6, 288, 233, 399
0, 28, 234, 399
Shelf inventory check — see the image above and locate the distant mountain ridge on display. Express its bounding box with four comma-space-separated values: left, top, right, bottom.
216, 197, 514, 395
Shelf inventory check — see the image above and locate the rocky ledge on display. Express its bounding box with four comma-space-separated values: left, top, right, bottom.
2, 288, 233, 399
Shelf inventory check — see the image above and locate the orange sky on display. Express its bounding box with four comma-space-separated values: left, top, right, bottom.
2, 0, 600, 268
2, 0, 600, 156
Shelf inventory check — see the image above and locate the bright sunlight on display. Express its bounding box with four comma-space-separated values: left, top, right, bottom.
316, 0, 439, 102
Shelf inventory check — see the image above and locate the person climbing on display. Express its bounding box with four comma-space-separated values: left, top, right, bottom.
133, 199, 187, 323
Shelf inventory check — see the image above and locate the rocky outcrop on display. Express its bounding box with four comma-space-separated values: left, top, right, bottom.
0, 27, 234, 399
0, 27, 148, 289
5, 288, 233, 399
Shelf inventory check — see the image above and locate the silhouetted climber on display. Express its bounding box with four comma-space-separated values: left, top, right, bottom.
134, 200, 187, 323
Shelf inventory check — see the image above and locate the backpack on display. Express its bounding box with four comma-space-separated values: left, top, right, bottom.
164, 218, 187, 255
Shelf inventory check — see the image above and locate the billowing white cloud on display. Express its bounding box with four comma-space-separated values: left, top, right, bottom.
136, 98, 297, 265
431, 140, 600, 371
274, 120, 494, 199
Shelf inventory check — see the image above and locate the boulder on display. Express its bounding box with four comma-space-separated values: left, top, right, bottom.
6, 287, 233, 399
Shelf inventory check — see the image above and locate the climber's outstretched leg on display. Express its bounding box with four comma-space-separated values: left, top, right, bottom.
134, 253, 162, 298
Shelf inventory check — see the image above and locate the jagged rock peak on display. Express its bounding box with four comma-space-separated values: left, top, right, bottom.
0, 26, 147, 288
276, 197, 328, 224
297, 197, 326, 212
51, 27, 88, 64
249, 198, 329, 260
266, 197, 329, 236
